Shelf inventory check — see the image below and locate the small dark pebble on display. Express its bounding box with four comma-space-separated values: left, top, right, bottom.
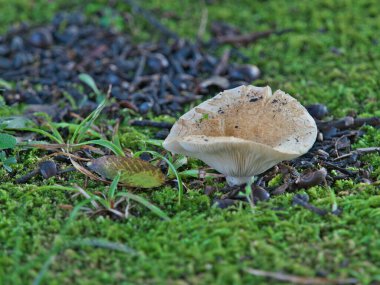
306, 104, 328, 120
155, 129, 169, 139
22, 91, 43, 105
10, 36, 24, 51
228, 65, 260, 82
295, 168, 327, 189
39, 161, 58, 179
130, 120, 173, 129
213, 198, 237, 209
138, 102, 152, 114
147, 53, 169, 73
272, 182, 290, 195
359, 178, 372, 184
28, 29, 53, 48
0, 44, 10, 56
0, 57, 12, 69
139, 152, 153, 161
252, 185, 270, 202
292, 193, 309, 204
204, 185, 217, 196
106, 73, 120, 85
322, 126, 338, 139
199, 76, 229, 90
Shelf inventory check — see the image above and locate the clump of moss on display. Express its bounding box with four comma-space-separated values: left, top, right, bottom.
267, 173, 283, 187
119, 126, 150, 150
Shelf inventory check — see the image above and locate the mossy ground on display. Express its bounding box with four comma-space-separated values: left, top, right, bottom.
1, 1, 380, 284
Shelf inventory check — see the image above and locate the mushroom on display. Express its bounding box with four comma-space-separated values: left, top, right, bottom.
163, 85, 317, 186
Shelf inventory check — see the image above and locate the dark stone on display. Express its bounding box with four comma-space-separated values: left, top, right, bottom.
139, 102, 152, 114
39, 161, 58, 179
252, 186, 270, 202
10, 36, 24, 52
306, 104, 329, 120
228, 65, 260, 82
155, 129, 169, 139
0, 57, 12, 69
29, 29, 53, 48
0, 45, 10, 56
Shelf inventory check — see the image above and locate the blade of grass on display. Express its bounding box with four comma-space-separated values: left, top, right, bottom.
33, 112, 65, 144
79, 73, 101, 98
145, 139, 164, 147
8, 127, 63, 144
329, 187, 338, 212
75, 139, 125, 156
53, 122, 103, 139
62, 91, 78, 109
0, 78, 12, 89
112, 128, 122, 150
70, 97, 107, 144
116, 191, 170, 221
108, 172, 121, 200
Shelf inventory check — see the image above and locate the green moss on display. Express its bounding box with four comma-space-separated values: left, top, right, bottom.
1, 182, 380, 284
119, 126, 150, 150
267, 173, 283, 187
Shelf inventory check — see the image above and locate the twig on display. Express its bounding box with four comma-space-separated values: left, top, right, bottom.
317, 116, 380, 131
130, 55, 146, 91
46, 152, 92, 161
334, 135, 350, 157
74, 185, 100, 209
57, 167, 76, 175
245, 268, 357, 285
197, 4, 208, 40
214, 49, 231, 75
130, 120, 173, 129
334, 147, 380, 161
292, 195, 328, 216
322, 161, 356, 176
16, 169, 40, 184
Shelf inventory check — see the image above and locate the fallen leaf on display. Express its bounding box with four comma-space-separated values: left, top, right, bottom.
87, 155, 165, 188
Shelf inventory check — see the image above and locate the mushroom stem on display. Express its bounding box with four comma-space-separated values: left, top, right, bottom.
226, 176, 254, 186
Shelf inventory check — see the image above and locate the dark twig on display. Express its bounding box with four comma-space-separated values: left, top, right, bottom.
321, 161, 356, 176
130, 120, 173, 129
57, 167, 77, 175
317, 116, 380, 131
292, 194, 328, 216
334, 147, 380, 161
214, 49, 231, 75
16, 169, 39, 184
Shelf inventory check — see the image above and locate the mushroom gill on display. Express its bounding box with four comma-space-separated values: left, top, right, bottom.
163, 85, 318, 186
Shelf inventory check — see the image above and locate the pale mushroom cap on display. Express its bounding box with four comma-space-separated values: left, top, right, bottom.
163, 85, 317, 182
